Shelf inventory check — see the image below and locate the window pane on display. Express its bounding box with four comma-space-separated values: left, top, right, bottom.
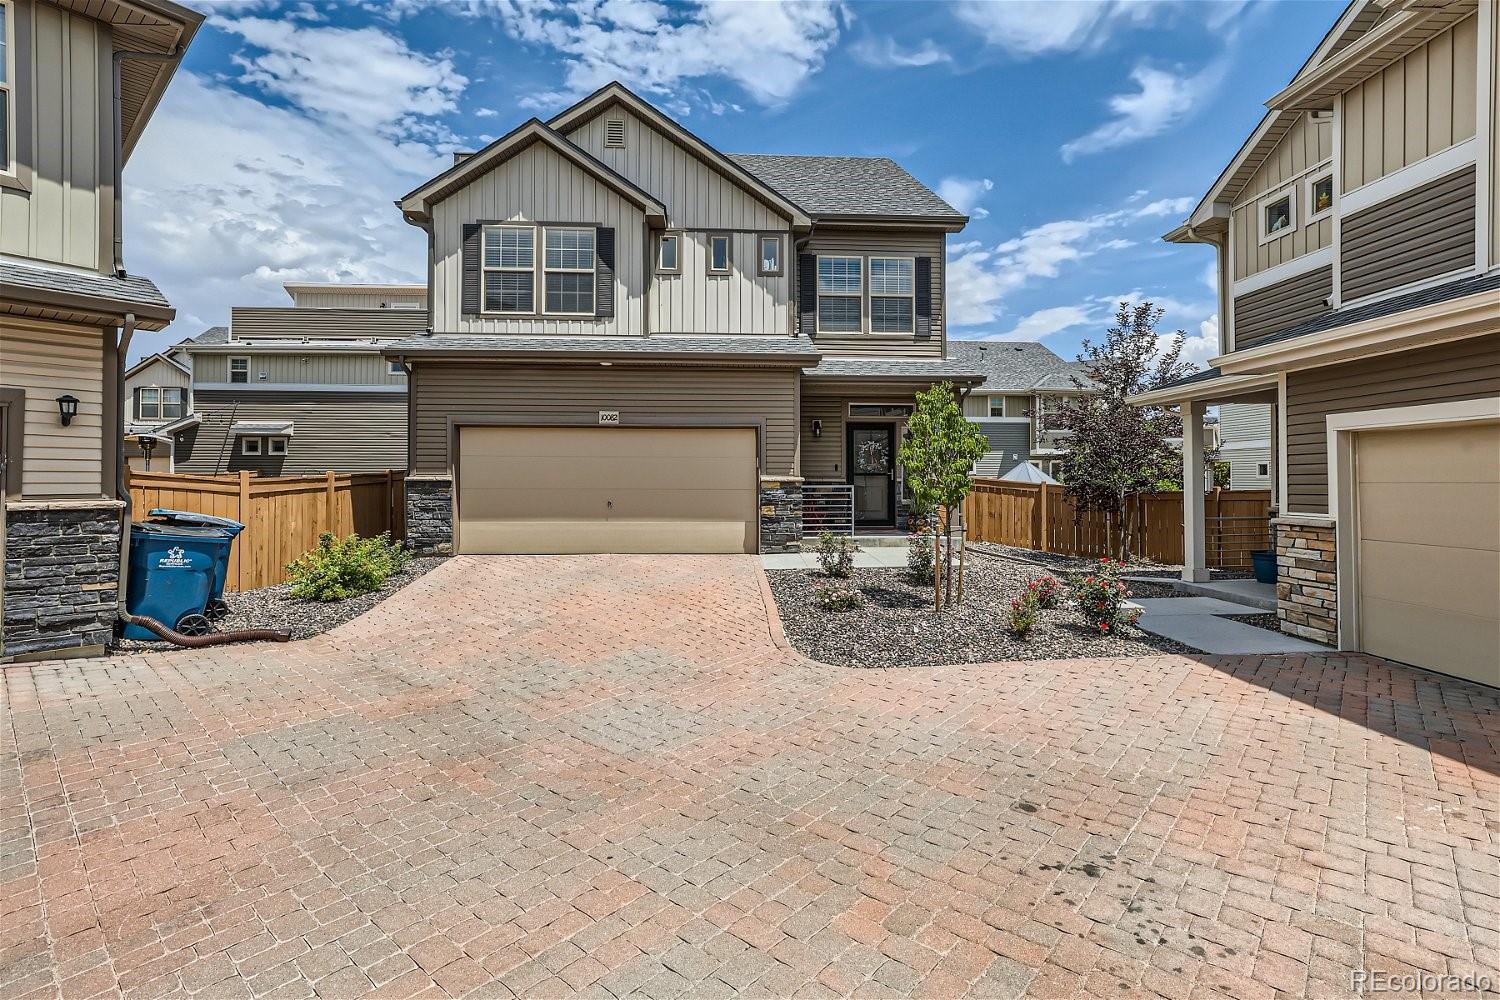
869, 258, 913, 295
760, 237, 780, 272
817, 256, 861, 293
1265, 198, 1290, 234
870, 297, 913, 333
710, 237, 729, 271
659, 236, 678, 271
1312, 176, 1333, 214
485, 271, 534, 312
545, 228, 594, 269
988, 399, 1004, 417
545, 271, 595, 314
818, 295, 861, 332
484, 226, 533, 269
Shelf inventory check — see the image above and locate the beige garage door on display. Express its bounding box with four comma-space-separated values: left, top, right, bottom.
1355, 421, 1500, 686
457, 426, 758, 555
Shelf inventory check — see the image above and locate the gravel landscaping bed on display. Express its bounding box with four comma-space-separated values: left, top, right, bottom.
117, 555, 448, 650
767, 561, 1193, 668
1223, 612, 1286, 636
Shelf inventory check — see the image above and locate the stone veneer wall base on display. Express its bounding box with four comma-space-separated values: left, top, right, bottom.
1274, 519, 1337, 645
405, 478, 455, 554
759, 480, 803, 553
3, 504, 123, 659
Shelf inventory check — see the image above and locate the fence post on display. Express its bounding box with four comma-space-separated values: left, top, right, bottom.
1038, 483, 1051, 552
237, 470, 252, 591
325, 470, 337, 535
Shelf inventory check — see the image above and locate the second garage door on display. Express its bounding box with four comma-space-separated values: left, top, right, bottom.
1354, 421, 1499, 686
457, 426, 758, 554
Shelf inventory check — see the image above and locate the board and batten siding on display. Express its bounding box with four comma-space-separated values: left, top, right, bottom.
650, 230, 791, 335
562, 103, 788, 231
430, 141, 646, 336
1283, 334, 1500, 514
1231, 113, 1333, 281
0, 0, 112, 271
173, 390, 407, 475
1341, 14, 1479, 192
194, 351, 406, 387
125, 357, 190, 394
1340, 166, 1475, 301
803, 228, 946, 357
1232, 266, 1332, 350
0, 319, 105, 496
229, 307, 428, 342
411, 363, 798, 479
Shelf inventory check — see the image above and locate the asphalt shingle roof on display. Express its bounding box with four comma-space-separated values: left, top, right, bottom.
802, 357, 987, 380
1150, 366, 1225, 392
1248, 271, 1500, 348
730, 154, 964, 220
186, 325, 229, 346
383, 334, 821, 361
2, 259, 171, 312
946, 340, 1099, 392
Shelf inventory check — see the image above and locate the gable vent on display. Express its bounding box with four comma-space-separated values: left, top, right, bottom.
604, 118, 626, 148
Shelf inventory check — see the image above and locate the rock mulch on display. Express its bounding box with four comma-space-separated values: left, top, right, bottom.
1223, 612, 1286, 636
766, 560, 1193, 668
117, 555, 448, 650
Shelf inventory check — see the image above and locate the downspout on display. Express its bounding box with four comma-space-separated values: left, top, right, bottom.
113, 48, 180, 276
114, 314, 137, 621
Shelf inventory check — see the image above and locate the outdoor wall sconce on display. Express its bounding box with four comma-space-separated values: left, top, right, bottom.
811, 419, 822, 438
56, 394, 79, 427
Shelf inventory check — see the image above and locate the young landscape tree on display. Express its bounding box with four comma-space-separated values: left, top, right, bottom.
898, 381, 989, 608
1052, 302, 1200, 560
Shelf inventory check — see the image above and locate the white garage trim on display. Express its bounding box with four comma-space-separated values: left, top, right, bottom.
1327, 396, 1500, 652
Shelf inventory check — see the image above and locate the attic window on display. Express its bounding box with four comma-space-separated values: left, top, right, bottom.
605, 118, 626, 148
1259, 192, 1294, 244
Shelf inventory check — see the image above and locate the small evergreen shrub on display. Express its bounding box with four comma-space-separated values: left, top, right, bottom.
815, 582, 864, 611
1070, 558, 1140, 634
286, 532, 410, 602
1025, 575, 1063, 610
906, 531, 935, 585
816, 532, 856, 578
1008, 593, 1038, 638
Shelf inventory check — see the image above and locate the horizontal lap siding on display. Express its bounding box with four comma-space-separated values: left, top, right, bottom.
174, 390, 408, 475
1284, 335, 1500, 513
800, 396, 844, 481
1232, 266, 1333, 349
411, 364, 797, 478
196, 352, 406, 387
804, 229, 946, 357
0, 319, 106, 496
974, 423, 1031, 477
1340, 167, 1477, 301
228, 308, 428, 341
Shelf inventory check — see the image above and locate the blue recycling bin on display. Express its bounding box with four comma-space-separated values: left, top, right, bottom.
146, 509, 246, 618
123, 522, 231, 639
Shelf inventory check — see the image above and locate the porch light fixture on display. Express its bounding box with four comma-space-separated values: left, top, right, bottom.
56, 394, 80, 426
812, 419, 822, 438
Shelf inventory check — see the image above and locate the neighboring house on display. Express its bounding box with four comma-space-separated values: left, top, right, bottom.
948, 340, 1099, 479
1134, 0, 1498, 687
0, 0, 200, 660
384, 82, 984, 555
123, 332, 203, 472
168, 283, 422, 476
1218, 403, 1273, 489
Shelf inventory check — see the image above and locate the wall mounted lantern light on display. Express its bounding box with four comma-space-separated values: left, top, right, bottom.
812, 419, 822, 438
56, 394, 79, 427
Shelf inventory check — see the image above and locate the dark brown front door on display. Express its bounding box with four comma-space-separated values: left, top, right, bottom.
848, 423, 895, 526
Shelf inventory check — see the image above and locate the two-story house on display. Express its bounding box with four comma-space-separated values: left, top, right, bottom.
1133, 0, 1498, 687
384, 82, 985, 555
123, 329, 205, 471
162, 282, 422, 475
0, 0, 200, 660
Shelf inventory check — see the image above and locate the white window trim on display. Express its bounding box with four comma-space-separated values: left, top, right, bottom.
757, 235, 783, 277
240, 437, 262, 456
137, 387, 160, 422
387, 360, 404, 376
815, 254, 863, 335
1257, 189, 1296, 246
1256, 462, 1270, 477
657, 232, 681, 274
481, 223, 537, 316
707, 234, 732, 276
988, 397, 1005, 418
228, 356, 250, 384
868, 256, 916, 335
1304, 171, 1334, 225
541, 225, 596, 317
0, 0, 13, 178
266, 437, 287, 456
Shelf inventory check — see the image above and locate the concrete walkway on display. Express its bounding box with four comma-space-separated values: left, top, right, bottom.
1134, 594, 1329, 654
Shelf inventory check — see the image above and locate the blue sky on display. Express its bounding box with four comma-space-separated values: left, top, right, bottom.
125, 0, 1344, 364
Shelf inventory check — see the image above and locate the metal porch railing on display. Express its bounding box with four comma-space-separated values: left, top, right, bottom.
803, 483, 854, 537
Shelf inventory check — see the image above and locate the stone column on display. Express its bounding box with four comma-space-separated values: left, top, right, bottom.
1181, 399, 1209, 582
2, 500, 124, 660
1274, 519, 1337, 644
405, 477, 454, 554
758, 477, 803, 553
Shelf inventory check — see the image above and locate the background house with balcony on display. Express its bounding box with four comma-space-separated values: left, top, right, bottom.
1136, 0, 1498, 688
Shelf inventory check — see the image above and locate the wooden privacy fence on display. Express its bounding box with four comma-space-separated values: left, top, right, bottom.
126, 469, 406, 592
963, 479, 1273, 569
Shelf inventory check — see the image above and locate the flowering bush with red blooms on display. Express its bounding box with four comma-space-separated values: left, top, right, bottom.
1070, 558, 1141, 634
1025, 575, 1062, 610
1008, 593, 1038, 638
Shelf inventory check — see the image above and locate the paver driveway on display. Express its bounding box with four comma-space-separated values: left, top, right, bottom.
2, 555, 1497, 1000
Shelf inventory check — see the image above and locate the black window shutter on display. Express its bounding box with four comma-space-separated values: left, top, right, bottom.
595, 227, 615, 318
461, 223, 482, 315
915, 256, 933, 338
798, 253, 817, 338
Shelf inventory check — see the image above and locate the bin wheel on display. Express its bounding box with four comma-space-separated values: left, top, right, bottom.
206, 599, 230, 621
175, 613, 213, 637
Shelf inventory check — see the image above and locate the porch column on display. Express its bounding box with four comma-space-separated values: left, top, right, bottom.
1181, 398, 1209, 582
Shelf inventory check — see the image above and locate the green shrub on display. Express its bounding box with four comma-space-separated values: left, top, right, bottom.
286, 532, 410, 602
815, 581, 864, 611
816, 532, 856, 578
906, 531, 935, 585
1070, 558, 1140, 635
1008, 594, 1038, 638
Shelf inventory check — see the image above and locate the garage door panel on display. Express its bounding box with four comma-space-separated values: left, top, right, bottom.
462, 486, 755, 520
1357, 482, 1500, 550
1358, 596, 1500, 686
1358, 539, 1500, 620
459, 519, 755, 555
462, 426, 753, 462
1356, 424, 1500, 483
471, 455, 755, 491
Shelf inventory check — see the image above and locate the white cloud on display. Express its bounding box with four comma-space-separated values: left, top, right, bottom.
998, 305, 1098, 341
1173, 314, 1221, 369
936, 177, 994, 219
850, 36, 952, 68
1134, 196, 1194, 218
1201, 260, 1218, 293
1061, 62, 1222, 162
491, 0, 845, 113
952, 0, 1248, 56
